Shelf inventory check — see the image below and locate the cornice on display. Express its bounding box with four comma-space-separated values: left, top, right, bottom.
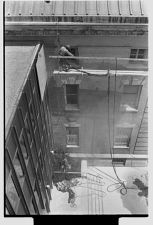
5, 24, 147, 36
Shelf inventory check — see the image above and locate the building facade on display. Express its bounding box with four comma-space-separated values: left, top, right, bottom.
5, 43, 54, 215
5, 0, 148, 215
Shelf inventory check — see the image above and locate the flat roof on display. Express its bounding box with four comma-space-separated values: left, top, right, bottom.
5, 0, 147, 19
5, 44, 39, 130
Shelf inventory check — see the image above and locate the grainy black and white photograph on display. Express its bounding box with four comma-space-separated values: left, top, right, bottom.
4, 0, 149, 221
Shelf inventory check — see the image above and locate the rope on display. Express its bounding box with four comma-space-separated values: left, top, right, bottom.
107, 65, 127, 195
56, 19, 61, 49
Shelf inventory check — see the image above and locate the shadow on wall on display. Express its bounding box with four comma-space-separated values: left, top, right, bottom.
120, 174, 148, 214
48, 77, 65, 114
120, 188, 148, 214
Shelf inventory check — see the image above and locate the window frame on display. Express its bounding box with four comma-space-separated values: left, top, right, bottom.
112, 158, 126, 166
69, 46, 80, 66
114, 127, 133, 148
64, 84, 79, 111
129, 48, 147, 62
120, 84, 142, 111
65, 125, 80, 147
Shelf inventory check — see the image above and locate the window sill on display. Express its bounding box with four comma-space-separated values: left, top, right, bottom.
66, 145, 80, 148
65, 105, 80, 112
113, 146, 129, 149
129, 60, 147, 63
120, 109, 138, 113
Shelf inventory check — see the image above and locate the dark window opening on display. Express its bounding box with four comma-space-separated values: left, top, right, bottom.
138, 49, 146, 59
130, 49, 137, 58
112, 158, 126, 166
66, 84, 79, 105
130, 49, 147, 60
69, 47, 80, 68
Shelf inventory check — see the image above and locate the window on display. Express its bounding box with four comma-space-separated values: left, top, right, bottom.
114, 127, 132, 147
39, 152, 44, 170
120, 85, 142, 111
26, 160, 35, 187
130, 49, 147, 59
70, 47, 79, 57
66, 127, 79, 147
5, 208, 9, 215
112, 158, 126, 166
6, 175, 20, 212
69, 47, 80, 67
14, 153, 24, 187
65, 84, 79, 109
34, 182, 40, 206
29, 198, 37, 215
29, 103, 36, 129
6, 129, 17, 160
24, 115, 32, 145
5, 160, 11, 181
19, 133, 29, 163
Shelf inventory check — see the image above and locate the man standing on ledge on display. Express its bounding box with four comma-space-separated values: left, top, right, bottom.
58, 45, 74, 71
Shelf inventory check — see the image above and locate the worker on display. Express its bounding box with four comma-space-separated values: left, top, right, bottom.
58, 45, 74, 71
